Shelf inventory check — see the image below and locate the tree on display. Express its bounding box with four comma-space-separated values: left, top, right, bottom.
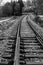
2, 2, 13, 16
36, 0, 43, 15
27, 0, 32, 7
11, 1, 16, 15
0, 6, 3, 17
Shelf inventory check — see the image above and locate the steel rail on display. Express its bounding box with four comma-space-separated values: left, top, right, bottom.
27, 16, 43, 46
14, 15, 43, 65
0, 16, 24, 65
13, 15, 25, 65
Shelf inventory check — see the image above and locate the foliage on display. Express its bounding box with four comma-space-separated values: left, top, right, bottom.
0, 2, 15, 17
0, 0, 24, 17
0, 7, 3, 17
27, 0, 32, 7
11, 1, 16, 15
2, 2, 13, 16
35, 0, 43, 15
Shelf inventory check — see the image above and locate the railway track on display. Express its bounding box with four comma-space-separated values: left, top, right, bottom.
0, 15, 25, 65
0, 15, 43, 65
14, 15, 43, 65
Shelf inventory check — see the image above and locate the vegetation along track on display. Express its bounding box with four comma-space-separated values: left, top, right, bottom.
0, 15, 25, 65
14, 15, 43, 65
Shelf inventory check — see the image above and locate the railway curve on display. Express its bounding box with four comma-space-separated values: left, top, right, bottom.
14, 15, 43, 65
0, 15, 43, 65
